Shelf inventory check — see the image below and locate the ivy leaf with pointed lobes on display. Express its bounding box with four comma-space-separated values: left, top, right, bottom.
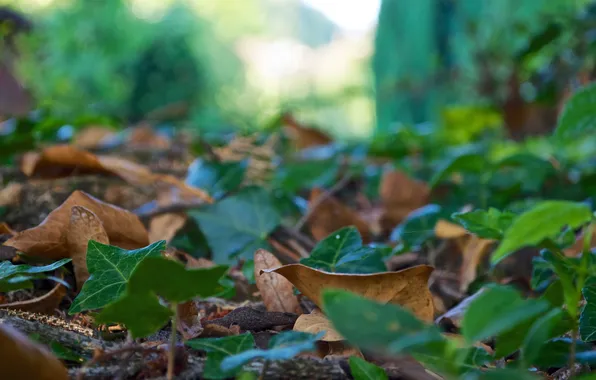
126, 256, 229, 301
189, 186, 281, 264
349, 356, 388, 380
185, 158, 247, 200
96, 257, 229, 338
451, 208, 515, 240
220, 331, 323, 372
491, 201, 592, 265
300, 227, 386, 274
186, 333, 256, 379
69, 240, 165, 314
0, 258, 71, 292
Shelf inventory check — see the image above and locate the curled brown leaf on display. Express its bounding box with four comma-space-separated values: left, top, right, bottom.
67, 206, 109, 290
0, 323, 69, 380
254, 249, 300, 314
263, 264, 435, 322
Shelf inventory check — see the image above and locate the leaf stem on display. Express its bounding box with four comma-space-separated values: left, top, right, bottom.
259, 359, 270, 380
167, 302, 178, 380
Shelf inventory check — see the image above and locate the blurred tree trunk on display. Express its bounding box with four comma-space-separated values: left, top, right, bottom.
0, 7, 32, 117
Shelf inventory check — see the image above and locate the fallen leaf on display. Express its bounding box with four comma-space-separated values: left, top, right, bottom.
263, 264, 434, 322
0, 182, 22, 207
564, 228, 596, 257
4, 190, 149, 259
379, 170, 430, 231
20, 145, 212, 203
0, 276, 66, 314
0, 323, 69, 380
293, 308, 343, 341
149, 214, 186, 243
282, 113, 332, 149
307, 188, 372, 243
254, 249, 300, 314
129, 124, 170, 148
460, 236, 494, 292
66, 206, 110, 290
434, 220, 468, 239
0, 222, 15, 236
177, 301, 203, 340
72, 126, 117, 149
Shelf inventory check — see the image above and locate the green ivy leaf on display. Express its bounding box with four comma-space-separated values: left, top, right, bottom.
322, 289, 456, 374
273, 159, 339, 192
429, 153, 488, 188
189, 187, 281, 264
521, 308, 564, 366
69, 240, 165, 314
349, 357, 388, 380
580, 277, 596, 341
220, 331, 323, 372
462, 285, 550, 343
491, 201, 592, 265
451, 208, 515, 240
186, 333, 256, 379
0, 258, 71, 292
554, 83, 596, 140
391, 205, 442, 250
463, 368, 540, 380
186, 158, 247, 199
96, 257, 228, 338
300, 227, 386, 274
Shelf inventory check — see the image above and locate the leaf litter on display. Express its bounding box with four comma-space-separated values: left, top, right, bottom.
0, 116, 565, 380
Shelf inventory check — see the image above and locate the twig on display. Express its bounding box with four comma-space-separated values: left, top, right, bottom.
293, 173, 352, 232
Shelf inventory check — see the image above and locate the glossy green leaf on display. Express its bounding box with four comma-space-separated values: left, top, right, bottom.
186, 158, 247, 199
451, 208, 515, 240
300, 227, 385, 274
463, 368, 540, 380
555, 83, 596, 140
429, 153, 488, 188
189, 187, 281, 264
69, 240, 165, 314
348, 356, 388, 380
96, 257, 228, 338
491, 201, 592, 265
580, 277, 596, 341
391, 204, 442, 250
322, 289, 459, 374
186, 333, 256, 379
462, 285, 550, 343
0, 258, 71, 292
521, 308, 564, 366
220, 331, 323, 372
273, 159, 339, 192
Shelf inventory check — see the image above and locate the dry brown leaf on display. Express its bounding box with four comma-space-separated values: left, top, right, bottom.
254, 249, 300, 314
282, 113, 332, 149
434, 220, 468, 239
0, 323, 69, 380
293, 308, 343, 341
0, 278, 66, 314
379, 169, 430, 230
0, 222, 16, 236
0, 182, 22, 207
4, 190, 149, 259
564, 229, 596, 257
308, 188, 372, 243
149, 213, 187, 243
460, 236, 494, 292
66, 206, 109, 290
177, 301, 203, 340
20, 145, 212, 204
72, 126, 117, 149
129, 124, 170, 149
263, 264, 434, 322
324, 342, 364, 359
